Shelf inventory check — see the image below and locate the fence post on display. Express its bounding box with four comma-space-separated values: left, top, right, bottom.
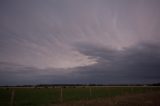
131, 87, 134, 93
60, 87, 63, 103
10, 89, 15, 106
89, 87, 92, 97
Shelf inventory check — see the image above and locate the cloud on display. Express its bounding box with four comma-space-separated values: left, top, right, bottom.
71, 42, 160, 84
0, 0, 160, 85
0, 43, 160, 85
0, 61, 95, 85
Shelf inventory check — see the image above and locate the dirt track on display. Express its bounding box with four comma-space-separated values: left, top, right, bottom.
51, 91, 160, 106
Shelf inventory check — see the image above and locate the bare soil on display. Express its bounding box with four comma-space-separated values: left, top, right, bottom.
51, 91, 160, 106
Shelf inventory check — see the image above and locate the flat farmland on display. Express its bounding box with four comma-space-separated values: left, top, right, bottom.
0, 86, 160, 106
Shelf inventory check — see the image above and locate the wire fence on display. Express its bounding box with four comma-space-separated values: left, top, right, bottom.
0, 86, 159, 106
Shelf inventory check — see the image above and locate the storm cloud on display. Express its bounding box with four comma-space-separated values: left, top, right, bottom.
73, 43, 160, 84
0, 0, 160, 85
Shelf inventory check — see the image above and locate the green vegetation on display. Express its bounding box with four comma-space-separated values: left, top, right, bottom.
0, 86, 160, 106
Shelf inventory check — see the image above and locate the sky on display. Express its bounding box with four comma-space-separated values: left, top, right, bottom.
0, 0, 160, 85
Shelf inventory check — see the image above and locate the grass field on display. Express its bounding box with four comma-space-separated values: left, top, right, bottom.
0, 86, 160, 106
53, 91, 160, 106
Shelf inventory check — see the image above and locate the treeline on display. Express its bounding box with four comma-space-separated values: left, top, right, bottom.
1, 83, 160, 88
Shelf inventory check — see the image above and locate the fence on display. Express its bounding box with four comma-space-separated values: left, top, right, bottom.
0, 86, 158, 106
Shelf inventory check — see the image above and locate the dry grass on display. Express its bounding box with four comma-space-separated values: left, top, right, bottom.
51, 91, 160, 106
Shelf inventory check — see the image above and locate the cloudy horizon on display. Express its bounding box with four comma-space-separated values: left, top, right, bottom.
0, 0, 160, 85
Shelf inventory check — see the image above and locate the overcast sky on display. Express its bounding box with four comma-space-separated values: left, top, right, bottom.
0, 0, 160, 85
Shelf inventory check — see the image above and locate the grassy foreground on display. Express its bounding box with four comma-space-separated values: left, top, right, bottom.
0, 86, 160, 106
52, 91, 160, 106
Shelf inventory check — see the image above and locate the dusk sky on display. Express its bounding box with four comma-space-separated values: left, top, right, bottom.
0, 0, 160, 85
